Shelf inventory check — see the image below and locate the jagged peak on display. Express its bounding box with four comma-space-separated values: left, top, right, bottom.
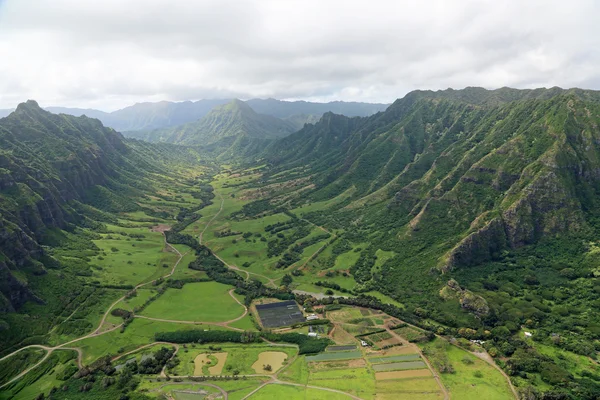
15, 99, 42, 113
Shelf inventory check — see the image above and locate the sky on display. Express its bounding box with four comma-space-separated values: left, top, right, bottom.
0, 0, 599, 111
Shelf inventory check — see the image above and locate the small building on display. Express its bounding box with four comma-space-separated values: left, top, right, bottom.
308, 332, 318, 338
360, 340, 369, 347
524, 331, 532, 338
306, 314, 319, 321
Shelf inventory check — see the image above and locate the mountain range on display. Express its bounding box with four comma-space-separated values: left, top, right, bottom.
2, 87, 600, 398
0, 98, 389, 133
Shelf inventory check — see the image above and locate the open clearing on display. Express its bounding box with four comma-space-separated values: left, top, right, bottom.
375, 369, 433, 380
249, 383, 353, 400
306, 350, 363, 362
140, 281, 244, 322
372, 361, 428, 371
251, 351, 287, 373
420, 339, 514, 400
368, 354, 421, 364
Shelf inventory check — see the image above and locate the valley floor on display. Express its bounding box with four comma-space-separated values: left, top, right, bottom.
0, 168, 516, 400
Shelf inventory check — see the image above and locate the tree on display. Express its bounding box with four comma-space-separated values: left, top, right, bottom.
281, 274, 293, 286
264, 364, 272, 371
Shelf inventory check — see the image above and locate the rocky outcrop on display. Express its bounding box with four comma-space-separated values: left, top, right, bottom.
440, 279, 490, 317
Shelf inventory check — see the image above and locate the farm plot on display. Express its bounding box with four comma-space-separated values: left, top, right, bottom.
375, 369, 433, 380
307, 367, 376, 399
306, 351, 363, 362
326, 345, 357, 352
392, 325, 428, 342
368, 354, 421, 364
255, 300, 305, 328
373, 361, 428, 371
193, 352, 228, 376
327, 307, 364, 323
252, 351, 288, 373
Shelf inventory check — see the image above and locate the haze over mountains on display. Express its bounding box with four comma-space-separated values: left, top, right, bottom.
0, 98, 389, 133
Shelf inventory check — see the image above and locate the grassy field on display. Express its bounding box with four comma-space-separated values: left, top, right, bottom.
306, 351, 363, 362
46, 287, 126, 345
420, 339, 514, 400
172, 344, 297, 376
308, 367, 376, 399
140, 281, 245, 322
249, 383, 354, 400
90, 225, 179, 286
74, 318, 222, 364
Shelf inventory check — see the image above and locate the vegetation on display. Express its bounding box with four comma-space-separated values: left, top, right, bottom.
5, 88, 600, 398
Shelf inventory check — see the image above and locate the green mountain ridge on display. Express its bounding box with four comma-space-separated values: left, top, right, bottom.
134, 99, 298, 148
2, 88, 600, 399
0, 100, 200, 313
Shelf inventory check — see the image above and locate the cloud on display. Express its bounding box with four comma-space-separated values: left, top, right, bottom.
0, 0, 598, 110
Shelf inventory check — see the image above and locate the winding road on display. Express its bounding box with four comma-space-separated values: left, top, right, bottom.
1, 185, 517, 400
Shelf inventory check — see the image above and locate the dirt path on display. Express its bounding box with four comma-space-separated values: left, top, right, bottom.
388, 317, 517, 400
154, 382, 228, 400
0, 345, 83, 390
134, 289, 248, 330
386, 328, 449, 400
199, 193, 279, 287
0, 229, 188, 389
456, 345, 518, 399
95, 232, 187, 334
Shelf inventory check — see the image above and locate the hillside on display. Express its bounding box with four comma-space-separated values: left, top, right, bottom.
0, 101, 211, 346
1, 98, 389, 134
140, 99, 297, 146
261, 87, 600, 277
2, 89, 600, 399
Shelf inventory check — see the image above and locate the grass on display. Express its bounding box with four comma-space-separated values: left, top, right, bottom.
250, 383, 354, 400
306, 351, 363, 362
420, 339, 514, 400
308, 367, 376, 399
47, 287, 127, 345
0, 347, 47, 385
368, 354, 421, 364
140, 281, 245, 322
363, 291, 405, 309
172, 344, 297, 376
393, 326, 427, 342
227, 314, 257, 330
90, 225, 179, 286
372, 361, 428, 371
0, 350, 77, 400
74, 318, 220, 364
280, 356, 310, 384
327, 307, 364, 323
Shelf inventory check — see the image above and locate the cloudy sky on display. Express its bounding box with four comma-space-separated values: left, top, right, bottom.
0, 0, 598, 110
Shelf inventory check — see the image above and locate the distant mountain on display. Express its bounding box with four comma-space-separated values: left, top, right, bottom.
137, 99, 297, 147
0, 109, 13, 118
45, 99, 232, 132
245, 98, 389, 118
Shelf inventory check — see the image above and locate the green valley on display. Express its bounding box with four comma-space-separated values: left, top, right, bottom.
2, 88, 600, 400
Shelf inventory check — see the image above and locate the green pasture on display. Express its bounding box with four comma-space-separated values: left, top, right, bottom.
140, 281, 245, 322
420, 339, 514, 400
